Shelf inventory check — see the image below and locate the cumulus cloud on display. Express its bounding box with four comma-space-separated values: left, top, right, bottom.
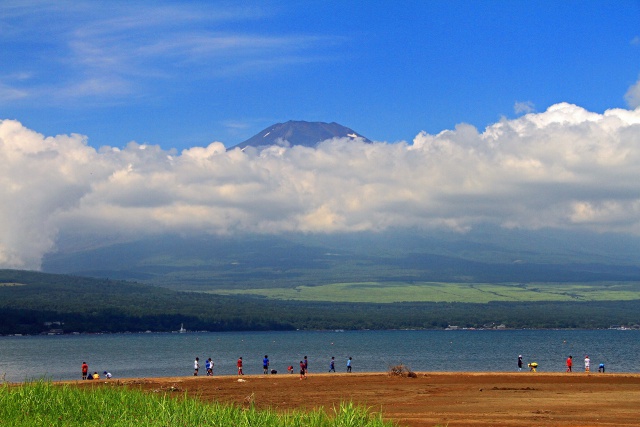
2, 102, 640, 268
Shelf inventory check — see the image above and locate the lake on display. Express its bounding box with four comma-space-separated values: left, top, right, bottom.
1, 329, 637, 382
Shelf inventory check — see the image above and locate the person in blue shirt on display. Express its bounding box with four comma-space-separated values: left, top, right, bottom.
329, 356, 335, 372
347, 357, 352, 373
263, 355, 270, 374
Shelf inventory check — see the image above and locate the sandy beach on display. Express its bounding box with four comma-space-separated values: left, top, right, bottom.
72, 371, 640, 426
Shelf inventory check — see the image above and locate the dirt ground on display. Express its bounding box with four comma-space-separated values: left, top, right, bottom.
76, 372, 640, 426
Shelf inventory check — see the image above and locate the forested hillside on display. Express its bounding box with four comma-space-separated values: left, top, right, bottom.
1, 270, 639, 334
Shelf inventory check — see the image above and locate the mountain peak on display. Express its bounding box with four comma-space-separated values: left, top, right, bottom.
229, 121, 371, 150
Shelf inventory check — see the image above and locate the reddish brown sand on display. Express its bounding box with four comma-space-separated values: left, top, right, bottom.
75, 372, 640, 426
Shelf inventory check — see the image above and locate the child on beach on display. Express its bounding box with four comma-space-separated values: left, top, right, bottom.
329, 357, 335, 372
299, 361, 306, 379
566, 355, 572, 372
584, 355, 590, 372
237, 357, 243, 375
194, 357, 199, 376
347, 357, 352, 372
263, 355, 269, 374
81, 362, 88, 380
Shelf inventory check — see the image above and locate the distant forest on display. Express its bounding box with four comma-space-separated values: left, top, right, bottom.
1, 270, 639, 335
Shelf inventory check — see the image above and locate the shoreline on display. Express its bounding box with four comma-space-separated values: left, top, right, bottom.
62, 371, 640, 426
3, 325, 639, 337
6, 369, 638, 385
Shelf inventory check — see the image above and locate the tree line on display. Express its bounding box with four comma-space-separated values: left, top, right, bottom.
1, 269, 639, 335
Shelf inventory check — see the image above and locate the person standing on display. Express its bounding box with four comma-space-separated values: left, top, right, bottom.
193, 357, 199, 376
299, 360, 306, 380
584, 355, 590, 372
517, 355, 523, 371
347, 357, 352, 373
303, 356, 308, 376
329, 357, 335, 372
237, 357, 244, 375
81, 362, 88, 380
263, 355, 270, 374
566, 355, 573, 372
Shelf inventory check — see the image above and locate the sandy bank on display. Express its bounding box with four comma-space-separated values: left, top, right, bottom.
71, 371, 640, 427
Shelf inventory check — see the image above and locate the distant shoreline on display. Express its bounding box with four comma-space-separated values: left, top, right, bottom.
3, 325, 639, 337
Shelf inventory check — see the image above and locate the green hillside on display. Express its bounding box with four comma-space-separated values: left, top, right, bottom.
212, 281, 640, 303
2, 269, 640, 334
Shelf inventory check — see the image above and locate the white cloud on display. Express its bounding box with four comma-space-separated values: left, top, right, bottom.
0, 2, 342, 104
0, 83, 28, 102
514, 101, 535, 115
625, 76, 640, 108
2, 102, 640, 268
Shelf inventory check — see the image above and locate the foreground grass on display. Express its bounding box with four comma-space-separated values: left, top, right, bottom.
0, 381, 395, 427
210, 281, 640, 303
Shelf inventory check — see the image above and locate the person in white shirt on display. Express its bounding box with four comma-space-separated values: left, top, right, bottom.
584, 355, 590, 372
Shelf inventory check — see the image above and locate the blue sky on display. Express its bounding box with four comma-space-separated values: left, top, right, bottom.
2, 0, 640, 269
1, 0, 639, 149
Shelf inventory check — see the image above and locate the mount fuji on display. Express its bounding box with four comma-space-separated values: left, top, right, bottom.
228, 120, 371, 150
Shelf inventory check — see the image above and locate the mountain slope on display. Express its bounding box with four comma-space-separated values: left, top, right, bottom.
41, 229, 640, 292
229, 120, 371, 150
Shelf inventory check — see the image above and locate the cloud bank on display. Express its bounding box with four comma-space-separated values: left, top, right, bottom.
2, 102, 640, 269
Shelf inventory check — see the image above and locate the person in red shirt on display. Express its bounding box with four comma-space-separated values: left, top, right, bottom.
81, 362, 88, 380
299, 360, 306, 380
237, 357, 243, 375
566, 355, 573, 372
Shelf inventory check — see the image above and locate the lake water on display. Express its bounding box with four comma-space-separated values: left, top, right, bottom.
1, 329, 638, 382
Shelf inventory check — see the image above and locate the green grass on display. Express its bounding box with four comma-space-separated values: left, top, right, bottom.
208, 281, 640, 303
0, 381, 396, 427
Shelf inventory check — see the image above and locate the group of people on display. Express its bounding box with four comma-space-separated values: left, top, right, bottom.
81, 361, 112, 380
193, 355, 354, 377
516, 354, 606, 373
566, 355, 605, 373
193, 357, 216, 376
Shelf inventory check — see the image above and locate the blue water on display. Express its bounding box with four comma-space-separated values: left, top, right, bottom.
0, 330, 637, 382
